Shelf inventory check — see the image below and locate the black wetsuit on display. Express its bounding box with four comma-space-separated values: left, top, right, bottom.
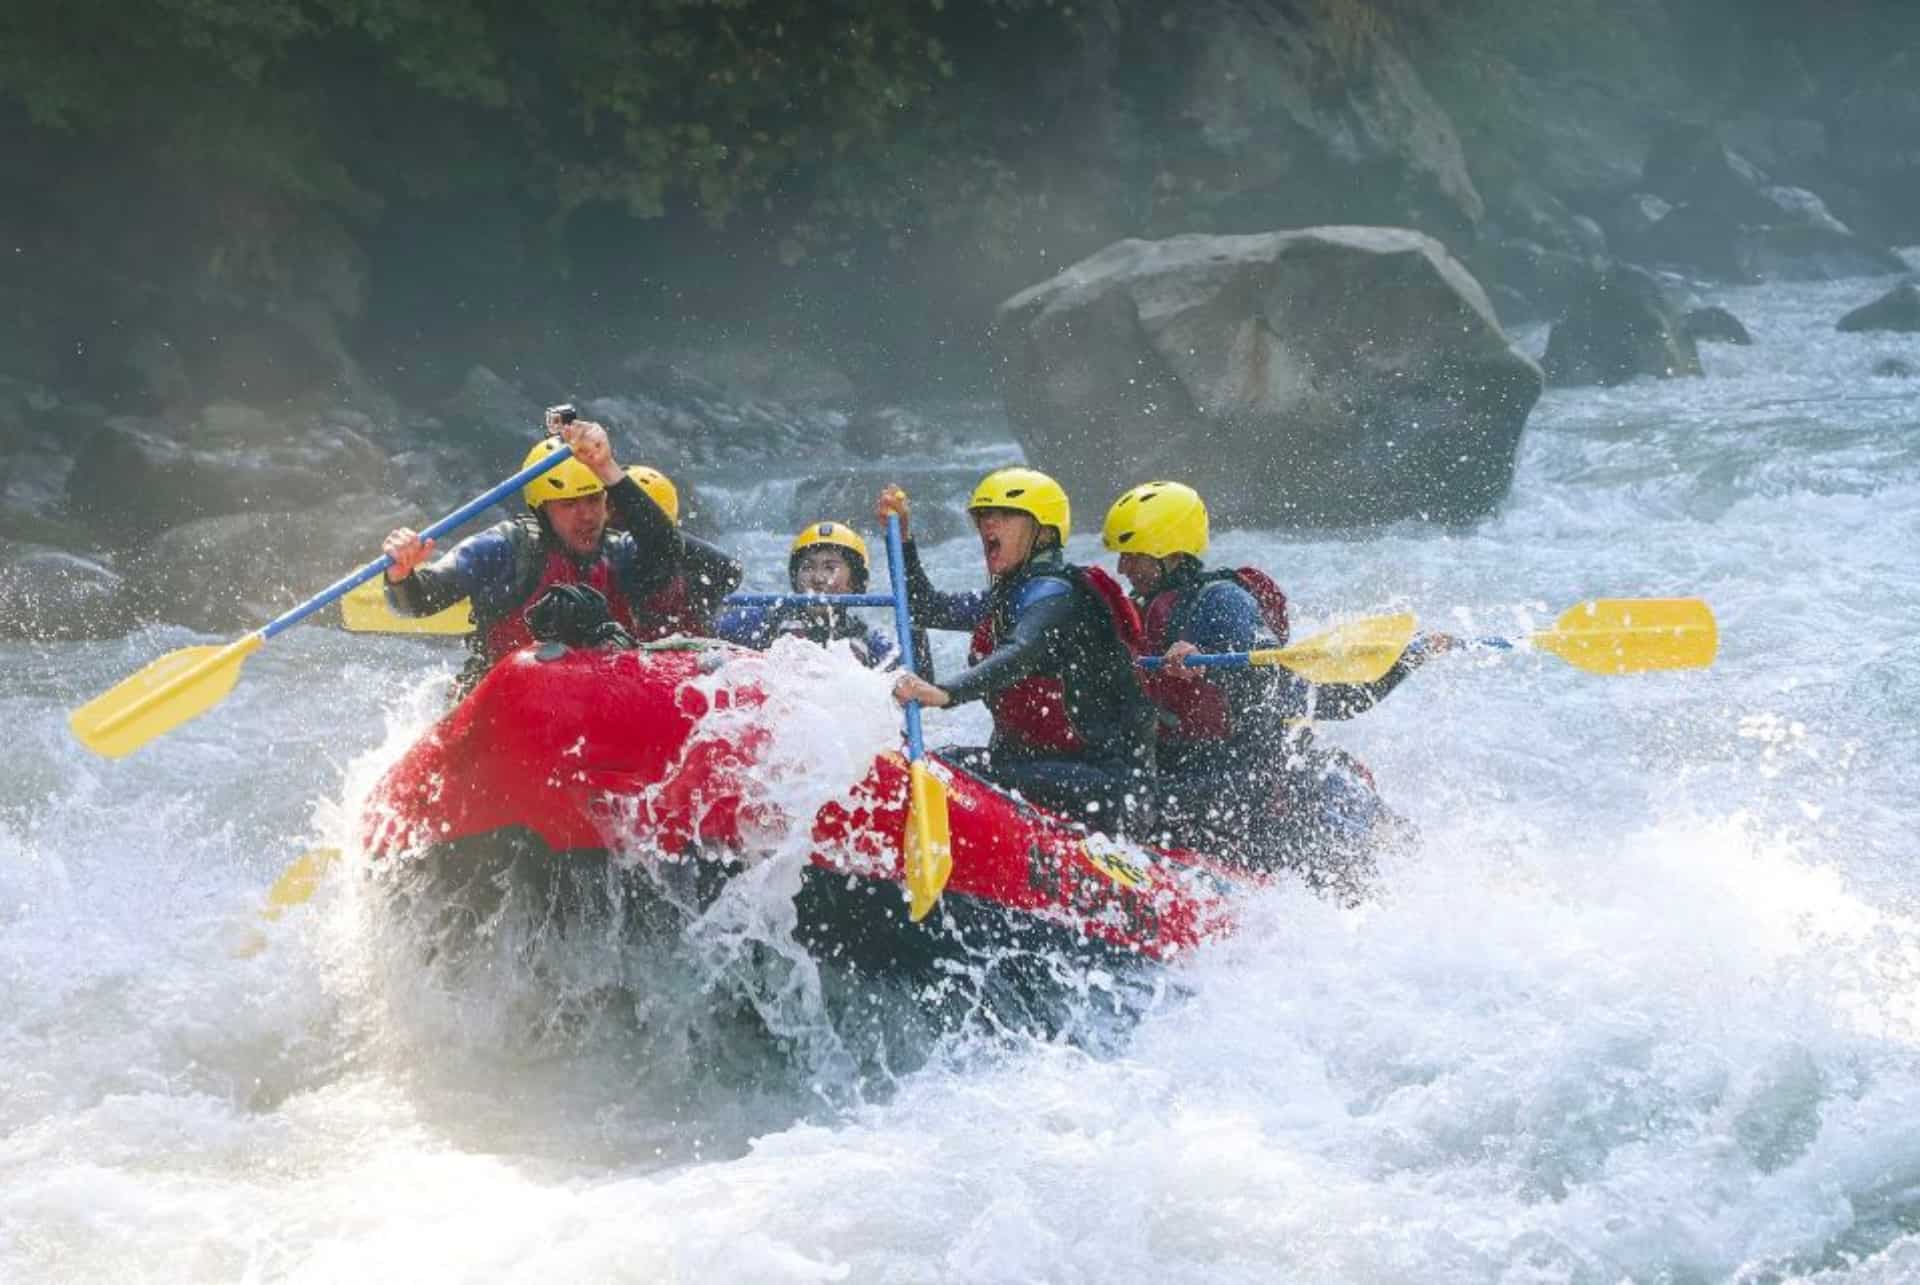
904, 539, 1155, 836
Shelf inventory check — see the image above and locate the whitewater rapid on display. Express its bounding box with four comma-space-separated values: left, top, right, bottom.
3, 266, 1918, 1283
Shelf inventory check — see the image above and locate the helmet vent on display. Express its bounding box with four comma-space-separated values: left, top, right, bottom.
1116, 532, 1133, 543
1006, 487, 1026, 497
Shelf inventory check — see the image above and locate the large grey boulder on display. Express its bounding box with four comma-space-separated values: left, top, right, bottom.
993, 228, 1542, 529
1543, 264, 1703, 387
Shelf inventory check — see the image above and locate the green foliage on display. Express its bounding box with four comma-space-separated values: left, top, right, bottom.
12, 0, 1908, 295
0, 0, 1055, 261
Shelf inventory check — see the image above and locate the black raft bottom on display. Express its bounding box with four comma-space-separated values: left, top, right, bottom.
375, 828, 1172, 1057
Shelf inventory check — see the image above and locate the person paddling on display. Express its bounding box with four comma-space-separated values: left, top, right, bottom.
879, 470, 1156, 837
608, 464, 744, 641
711, 521, 928, 670
381, 415, 727, 696
1102, 480, 1455, 873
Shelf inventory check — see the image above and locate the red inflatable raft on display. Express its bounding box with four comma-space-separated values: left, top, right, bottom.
358, 643, 1263, 990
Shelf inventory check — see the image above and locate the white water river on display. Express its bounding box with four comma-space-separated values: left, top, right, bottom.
3, 267, 1918, 1283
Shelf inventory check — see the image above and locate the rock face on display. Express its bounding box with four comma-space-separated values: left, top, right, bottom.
993, 228, 1542, 529
1634, 124, 1906, 282
1837, 283, 1920, 334
1170, 3, 1485, 248
1543, 264, 1703, 387
1829, 87, 1920, 244
74, 403, 388, 541
788, 467, 981, 547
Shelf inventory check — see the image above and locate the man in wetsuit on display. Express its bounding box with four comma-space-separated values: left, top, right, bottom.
609, 464, 744, 641
880, 469, 1156, 837
1103, 479, 1455, 876
381, 417, 731, 695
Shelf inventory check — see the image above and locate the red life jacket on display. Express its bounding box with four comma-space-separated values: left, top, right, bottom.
1139, 566, 1291, 745
966, 564, 1144, 753
628, 575, 711, 642
482, 548, 640, 660
1139, 566, 1289, 654
1234, 566, 1290, 647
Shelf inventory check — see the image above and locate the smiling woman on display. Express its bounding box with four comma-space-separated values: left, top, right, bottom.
877, 469, 1159, 839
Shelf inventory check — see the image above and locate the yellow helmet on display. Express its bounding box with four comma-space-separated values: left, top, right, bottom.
521, 437, 605, 509
789, 521, 870, 591
626, 465, 680, 524
968, 467, 1071, 543
1102, 480, 1209, 559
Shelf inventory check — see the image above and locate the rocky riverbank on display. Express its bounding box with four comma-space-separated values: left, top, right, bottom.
4, 1, 1917, 639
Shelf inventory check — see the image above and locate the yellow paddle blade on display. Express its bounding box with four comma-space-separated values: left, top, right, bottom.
232, 847, 343, 958
1250, 612, 1418, 684
264, 847, 341, 916
341, 578, 474, 635
69, 634, 265, 758
904, 760, 953, 922
1532, 598, 1717, 674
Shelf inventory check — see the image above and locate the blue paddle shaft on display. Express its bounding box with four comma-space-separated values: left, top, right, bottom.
261, 443, 578, 640
883, 515, 926, 761
725, 592, 897, 608
1137, 652, 1256, 671
1138, 633, 1453, 671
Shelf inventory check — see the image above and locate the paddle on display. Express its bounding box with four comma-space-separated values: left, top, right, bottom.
230, 846, 343, 957
1137, 598, 1715, 684
1476, 597, 1716, 673
1138, 613, 1418, 684
342, 578, 473, 635
69, 445, 581, 758
883, 515, 952, 922
337, 587, 903, 635
724, 593, 898, 608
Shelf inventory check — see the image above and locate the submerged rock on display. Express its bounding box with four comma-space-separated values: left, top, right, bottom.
1837, 283, 1920, 334
994, 227, 1541, 528
1681, 306, 1754, 345
1543, 264, 1703, 387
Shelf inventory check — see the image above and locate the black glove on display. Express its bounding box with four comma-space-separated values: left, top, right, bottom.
524, 583, 635, 650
